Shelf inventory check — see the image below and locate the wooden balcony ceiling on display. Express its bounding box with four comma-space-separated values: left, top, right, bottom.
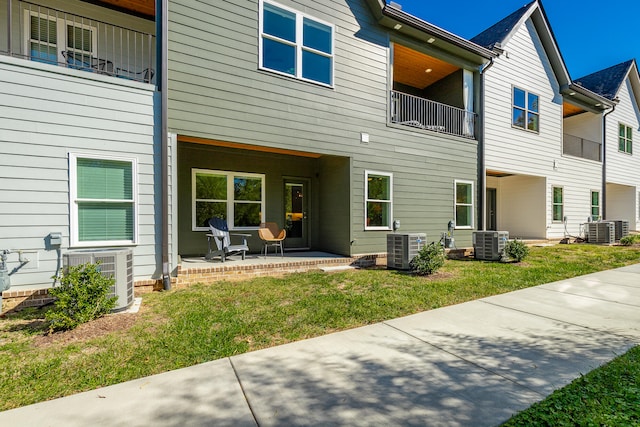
92, 0, 155, 17
563, 102, 585, 118
394, 44, 459, 89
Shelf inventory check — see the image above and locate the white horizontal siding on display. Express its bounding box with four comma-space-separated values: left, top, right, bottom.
0, 58, 159, 291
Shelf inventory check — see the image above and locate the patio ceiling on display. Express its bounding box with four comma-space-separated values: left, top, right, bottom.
393, 44, 460, 89
90, 0, 155, 18
562, 102, 585, 118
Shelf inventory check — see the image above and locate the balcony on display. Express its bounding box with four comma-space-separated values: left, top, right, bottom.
563, 134, 601, 162
391, 43, 477, 140
1, 0, 155, 84
390, 90, 476, 139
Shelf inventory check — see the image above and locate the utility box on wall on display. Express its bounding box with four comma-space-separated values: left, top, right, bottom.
387, 233, 426, 270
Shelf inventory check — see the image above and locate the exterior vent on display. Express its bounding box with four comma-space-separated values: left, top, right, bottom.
63, 248, 134, 312
472, 231, 509, 261
586, 222, 615, 244
387, 233, 426, 270
608, 220, 630, 242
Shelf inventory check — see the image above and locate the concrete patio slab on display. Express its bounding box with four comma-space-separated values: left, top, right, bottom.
386, 300, 635, 395
0, 358, 256, 427
231, 323, 540, 427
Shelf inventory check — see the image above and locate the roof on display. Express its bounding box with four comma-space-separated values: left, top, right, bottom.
471, 1, 535, 50
573, 60, 636, 100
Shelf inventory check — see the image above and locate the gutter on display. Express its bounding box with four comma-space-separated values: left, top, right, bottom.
157, 0, 171, 290
381, 4, 496, 60
602, 101, 617, 220
478, 58, 495, 231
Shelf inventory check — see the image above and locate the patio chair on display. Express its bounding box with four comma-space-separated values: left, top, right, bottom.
205, 217, 250, 262
258, 222, 286, 258
116, 66, 155, 83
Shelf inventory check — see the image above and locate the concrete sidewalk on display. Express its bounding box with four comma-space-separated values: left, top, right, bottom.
2, 264, 639, 426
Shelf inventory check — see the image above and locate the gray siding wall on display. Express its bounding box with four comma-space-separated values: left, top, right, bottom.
0, 57, 159, 290
168, 0, 480, 254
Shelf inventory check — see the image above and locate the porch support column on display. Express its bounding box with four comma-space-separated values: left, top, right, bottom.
7, 0, 12, 56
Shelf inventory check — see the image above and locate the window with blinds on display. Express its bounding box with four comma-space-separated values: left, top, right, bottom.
71, 154, 137, 246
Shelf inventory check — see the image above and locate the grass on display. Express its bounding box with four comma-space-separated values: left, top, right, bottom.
503, 346, 640, 425
0, 244, 639, 412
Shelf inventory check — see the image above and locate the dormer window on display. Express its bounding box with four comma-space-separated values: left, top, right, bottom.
512, 87, 539, 132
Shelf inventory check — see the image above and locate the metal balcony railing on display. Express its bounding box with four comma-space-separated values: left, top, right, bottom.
563, 134, 601, 162
1, 0, 155, 84
390, 90, 477, 139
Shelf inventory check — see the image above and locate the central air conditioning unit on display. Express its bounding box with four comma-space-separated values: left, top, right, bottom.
387, 233, 426, 270
608, 220, 630, 242
63, 248, 134, 312
473, 231, 509, 261
586, 222, 615, 244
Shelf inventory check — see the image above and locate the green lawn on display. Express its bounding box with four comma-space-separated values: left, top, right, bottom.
1, 244, 639, 412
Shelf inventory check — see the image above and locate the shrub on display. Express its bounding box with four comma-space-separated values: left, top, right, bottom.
620, 235, 640, 246
503, 239, 529, 262
46, 263, 117, 332
410, 242, 445, 276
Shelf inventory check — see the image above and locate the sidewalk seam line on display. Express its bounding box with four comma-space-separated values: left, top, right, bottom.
532, 286, 640, 308
229, 357, 261, 427
381, 322, 545, 398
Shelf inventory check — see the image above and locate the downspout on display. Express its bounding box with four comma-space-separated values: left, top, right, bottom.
602, 102, 617, 220
477, 58, 495, 231
157, 0, 171, 290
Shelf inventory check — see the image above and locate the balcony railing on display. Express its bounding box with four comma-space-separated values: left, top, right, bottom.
1, 0, 155, 84
390, 90, 477, 139
563, 134, 601, 162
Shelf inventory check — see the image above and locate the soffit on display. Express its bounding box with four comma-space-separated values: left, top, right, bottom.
91, 0, 155, 18
394, 44, 459, 89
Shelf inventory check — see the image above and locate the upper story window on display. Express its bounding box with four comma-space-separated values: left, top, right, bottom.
70, 154, 137, 247
619, 123, 633, 154
512, 87, 539, 132
259, 1, 334, 87
26, 11, 96, 66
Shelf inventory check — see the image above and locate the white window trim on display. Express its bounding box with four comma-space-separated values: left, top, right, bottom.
618, 122, 633, 154
192, 169, 265, 231
590, 190, 601, 221
454, 180, 474, 230
552, 186, 564, 223
364, 170, 393, 231
512, 86, 540, 133
24, 10, 97, 65
258, 0, 335, 88
69, 152, 138, 248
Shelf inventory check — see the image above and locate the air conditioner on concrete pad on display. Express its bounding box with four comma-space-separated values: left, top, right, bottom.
387, 233, 426, 270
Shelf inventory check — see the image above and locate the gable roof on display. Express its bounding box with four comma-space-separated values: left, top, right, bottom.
471, 1, 535, 50
573, 60, 636, 101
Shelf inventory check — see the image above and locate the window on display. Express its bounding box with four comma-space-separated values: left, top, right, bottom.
619, 123, 633, 154
552, 187, 563, 222
454, 181, 474, 229
591, 191, 600, 221
259, 1, 334, 86
192, 170, 264, 230
70, 154, 137, 246
25, 11, 96, 67
365, 171, 392, 230
512, 87, 539, 132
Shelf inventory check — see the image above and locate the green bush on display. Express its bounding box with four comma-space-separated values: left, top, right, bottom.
620, 235, 640, 246
410, 242, 445, 276
46, 263, 117, 332
503, 239, 530, 262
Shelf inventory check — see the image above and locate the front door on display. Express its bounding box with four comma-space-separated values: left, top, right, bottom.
284, 179, 309, 249
486, 188, 497, 231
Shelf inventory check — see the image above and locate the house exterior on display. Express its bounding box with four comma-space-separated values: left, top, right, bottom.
167, 0, 494, 259
0, 0, 165, 308
574, 60, 640, 231
470, 0, 612, 239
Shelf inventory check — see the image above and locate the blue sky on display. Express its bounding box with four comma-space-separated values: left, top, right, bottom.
391, 0, 640, 79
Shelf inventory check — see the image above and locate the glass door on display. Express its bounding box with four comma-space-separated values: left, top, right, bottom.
284, 179, 309, 249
